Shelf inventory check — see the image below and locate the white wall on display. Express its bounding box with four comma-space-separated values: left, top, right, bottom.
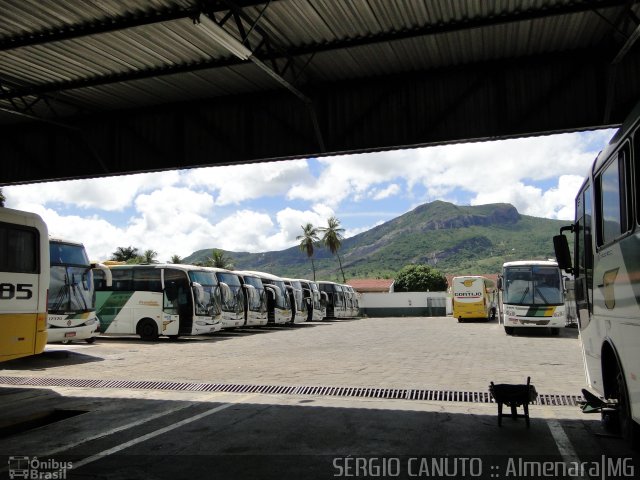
359, 292, 447, 317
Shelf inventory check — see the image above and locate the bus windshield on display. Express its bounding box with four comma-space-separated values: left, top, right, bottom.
271, 280, 289, 309
189, 270, 220, 317
504, 265, 563, 305
48, 242, 93, 313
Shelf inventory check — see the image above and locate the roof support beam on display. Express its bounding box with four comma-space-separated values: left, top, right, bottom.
0, 0, 634, 104
0, 1, 276, 51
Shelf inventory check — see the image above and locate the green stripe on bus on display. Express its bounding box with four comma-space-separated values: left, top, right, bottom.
96, 291, 135, 330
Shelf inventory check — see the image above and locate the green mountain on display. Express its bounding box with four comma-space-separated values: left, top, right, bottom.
182, 201, 567, 280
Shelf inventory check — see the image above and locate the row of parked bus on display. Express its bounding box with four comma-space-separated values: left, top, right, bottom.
47, 240, 360, 342
0, 207, 360, 361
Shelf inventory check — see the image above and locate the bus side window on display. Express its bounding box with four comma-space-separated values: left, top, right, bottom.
595, 143, 632, 247
93, 269, 107, 290
111, 269, 133, 291
133, 268, 161, 292
0, 224, 38, 273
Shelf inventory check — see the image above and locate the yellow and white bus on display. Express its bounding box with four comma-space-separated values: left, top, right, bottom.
0, 207, 49, 362
451, 275, 495, 322
95, 264, 222, 340
47, 237, 112, 344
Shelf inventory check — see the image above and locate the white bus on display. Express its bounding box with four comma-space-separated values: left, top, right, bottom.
451, 275, 495, 323
298, 279, 325, 321
241, 271, 291, 325
47, 237, 112, 343
343, 284, 360, 318
95, 264, 222, 340
207, 268, 245, 328
234, 270, 268, 326
0, 207, 49, 362
317, 281, 347, 318
554, 100, 640, 444
283, 278, 307, 324
498, 260, 566, 335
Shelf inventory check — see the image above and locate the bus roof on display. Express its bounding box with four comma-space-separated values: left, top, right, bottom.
240, 270, 285, 281
107, 263, 212, 271
502, 260, 558, 267
49, 236, 84, 247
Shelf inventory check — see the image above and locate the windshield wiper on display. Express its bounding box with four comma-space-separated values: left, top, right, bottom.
534, 286, 549, 304
518, 286, 530, 303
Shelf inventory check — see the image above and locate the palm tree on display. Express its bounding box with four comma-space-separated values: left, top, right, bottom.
111, 246, 139, 262
205, 249, 234, 269
170, 254, 182, 264
320, 216, 346, 282
142, 249, 158, 264
297, 223, 320, 280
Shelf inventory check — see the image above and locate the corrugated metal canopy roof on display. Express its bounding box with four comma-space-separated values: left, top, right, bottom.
1, 0, 639, 184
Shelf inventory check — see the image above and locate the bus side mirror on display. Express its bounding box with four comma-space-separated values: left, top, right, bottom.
553, 234, 573, 274
496, 277, 502, 290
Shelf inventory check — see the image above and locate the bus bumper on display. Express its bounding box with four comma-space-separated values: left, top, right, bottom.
46, 323, 99, 343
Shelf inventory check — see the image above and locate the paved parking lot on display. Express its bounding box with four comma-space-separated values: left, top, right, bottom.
1, 316, 584, 395
2, 317, 637, 480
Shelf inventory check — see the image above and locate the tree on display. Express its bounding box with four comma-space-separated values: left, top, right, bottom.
170, 254, 182, 264
205, 249, 234, 269
393, 264, 448, 292
142, 249, 158, 264
320, 216, 346, 283
297, 223, 320, 280
111, 246, 140, 262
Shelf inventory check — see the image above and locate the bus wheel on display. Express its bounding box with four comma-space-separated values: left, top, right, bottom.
615, 369, 639, 448
137, 319, 159, 341
85, 337, 96, 344
504, 326, 514, 335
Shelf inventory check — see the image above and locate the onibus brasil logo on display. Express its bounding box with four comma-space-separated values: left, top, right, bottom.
8, 456, 72, 479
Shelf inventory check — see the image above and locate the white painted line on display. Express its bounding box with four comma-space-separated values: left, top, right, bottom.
74, 394, 255, 469
0, 402, 195, 475
44, 402, 195, 456
546, 417, 589, 480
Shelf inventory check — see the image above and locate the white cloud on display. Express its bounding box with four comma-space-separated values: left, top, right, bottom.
371, 183, 400, 200
4, 171, 180, 212
471, 174, 585, 220
289, 130, 614, 216
182, 160, 313, 206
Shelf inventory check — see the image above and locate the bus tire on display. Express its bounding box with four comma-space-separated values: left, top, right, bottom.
137, 319, 159, 341
85, 337, 96, 344
504, 326, 514, 335
615, 368, 639, 448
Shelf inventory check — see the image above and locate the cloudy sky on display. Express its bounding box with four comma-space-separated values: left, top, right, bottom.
3, 129, 615, 263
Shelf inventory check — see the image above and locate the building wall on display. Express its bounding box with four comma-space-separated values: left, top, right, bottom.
360, 292, 447, 317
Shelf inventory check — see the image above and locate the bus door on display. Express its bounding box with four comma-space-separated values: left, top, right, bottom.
163, 268, 192, 335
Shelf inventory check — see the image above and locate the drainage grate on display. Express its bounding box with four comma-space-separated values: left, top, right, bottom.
0, 376, 582, 407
